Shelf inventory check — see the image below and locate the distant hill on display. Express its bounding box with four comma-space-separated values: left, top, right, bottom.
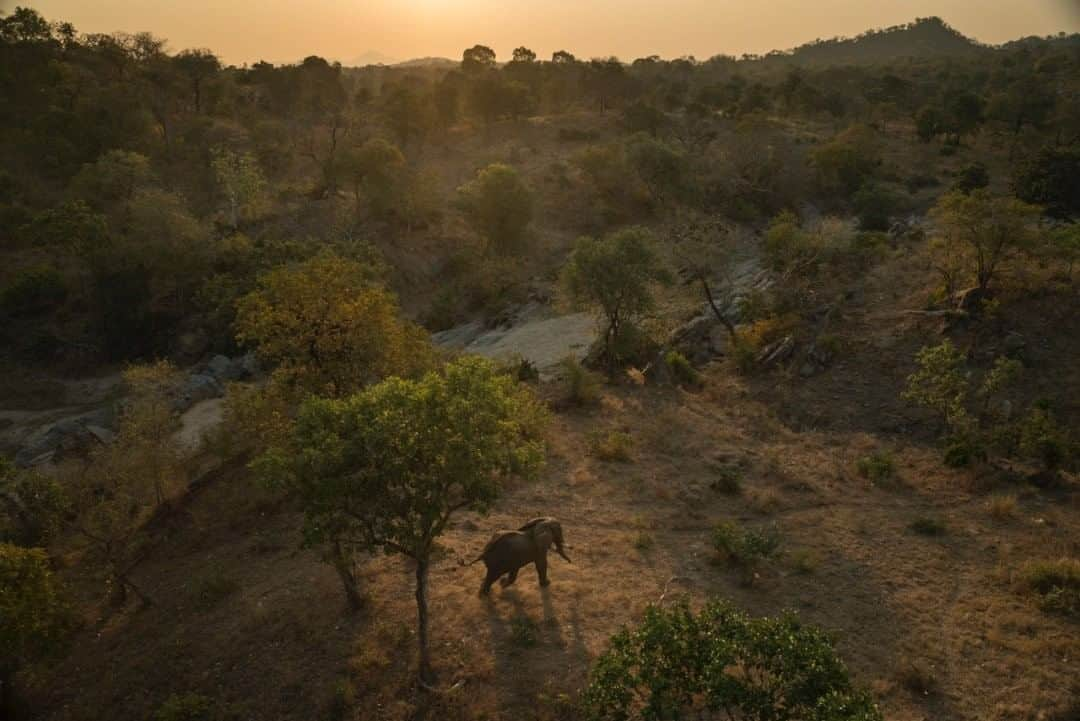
395, 57, 457, 69
782, 17, 987, 66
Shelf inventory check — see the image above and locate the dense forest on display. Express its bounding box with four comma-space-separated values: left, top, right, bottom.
1, 7, 1079, 721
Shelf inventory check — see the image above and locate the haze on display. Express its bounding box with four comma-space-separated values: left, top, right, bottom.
12, 0, 1080, 65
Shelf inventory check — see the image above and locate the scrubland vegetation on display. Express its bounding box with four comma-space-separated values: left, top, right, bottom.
1, 7, 1079, 721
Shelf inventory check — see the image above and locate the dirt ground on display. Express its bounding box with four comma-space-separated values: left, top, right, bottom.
28, 353, 1079, 721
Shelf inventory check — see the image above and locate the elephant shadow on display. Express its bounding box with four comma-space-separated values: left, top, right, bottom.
482, 582, 589, 716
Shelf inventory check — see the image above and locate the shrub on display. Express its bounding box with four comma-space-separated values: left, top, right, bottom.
789, 549, 821, 575
562, 228, 671, 373
0, 458, 66, 546
1017, 407, 1070, 471
581, 599, 882, 721
154, 693, 239, 721
587, 430, 634, 462
853, 182, 905, 232
0, 267, 67, 318
951, 161, 989, 194
455, 163, 533, 254
709, 464, 743, 495
909, 517, 947, 536
712, 521, 781, 569
664, 350, 702, 388
557, 356, 602, 408
1016, 558, 1080, 618
857, 451, 895, 484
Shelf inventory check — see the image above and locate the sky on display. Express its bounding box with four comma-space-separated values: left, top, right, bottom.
9, 0, 1080, 66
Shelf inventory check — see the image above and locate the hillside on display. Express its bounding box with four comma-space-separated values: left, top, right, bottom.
783, 17, 987, 66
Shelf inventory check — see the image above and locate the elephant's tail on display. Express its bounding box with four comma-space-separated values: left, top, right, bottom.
459, 553, 485, 567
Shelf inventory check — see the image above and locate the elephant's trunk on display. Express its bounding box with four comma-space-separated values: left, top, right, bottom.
555, 533, 572, 563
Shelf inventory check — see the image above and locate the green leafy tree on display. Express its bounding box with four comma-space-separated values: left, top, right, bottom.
625, 134, 686, 206
173, 48, 221, 113
0, 544, 74, 715
257, 356, 547, 683
929, 190, 1039, 294
562, 227, 671, 371
234, 253, 433, 398
340, 137, 405, 215
0, 457, 66, 547
582, 599, 882, 721
211, 147, 267, 229
461, 44, 496, 74
456, 163, 533, 254
1012, 146, 1080, 220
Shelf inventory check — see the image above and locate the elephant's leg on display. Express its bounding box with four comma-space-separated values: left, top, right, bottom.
500, 568, 519, 587
535, 554, 550, 587
479, 567, 500, 596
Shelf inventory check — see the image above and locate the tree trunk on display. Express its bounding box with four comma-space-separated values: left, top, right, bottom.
331, 541, 363, 612
414, 556, 434, 685
700, 276, 737, 340
1, 664, 16, 721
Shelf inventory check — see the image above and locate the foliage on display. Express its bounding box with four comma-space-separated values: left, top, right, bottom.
929, 190, 1039, 294
557, 356, 602, 408
581, 599, 882, 721
1016, 558, 1079, 618
587, 430, 634, 463
709, 464, 743, 495
811, 125, 880, 198
256, 356, 547, 681
1012, 146, 1080, 219
0, 457, 66, 546
664, 351, 702, 388
0, 266, 67, 319
852, 182, 905, 232
456, 163, 533, 254
562, 227, 670, 371
154, 693, 239, 721
1017, 406, 1070, 471
211, 147, 267, 228
624, 133, 686, 205
234, 253, 433, 398
711, 521, 781, 572
856, 451, 895, 484
951, 161, 989, 194
0, 544, 73, 685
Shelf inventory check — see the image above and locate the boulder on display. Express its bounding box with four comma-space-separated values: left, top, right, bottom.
756, 336, 795, 368
14, 408, 116, 467
206, 354, 247, 383
173, 374, 223, 413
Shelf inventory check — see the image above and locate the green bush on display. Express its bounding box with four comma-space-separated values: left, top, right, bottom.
664, 350, 702, 388
712, 521, 781, 569
587, 430, 634, 463
856, 451, 895, 484
1017, 558, 1079, 618
558, 356, 601, 408
0, 267, 67, 318
581, 599, 882, 721
709, 464, 743, 495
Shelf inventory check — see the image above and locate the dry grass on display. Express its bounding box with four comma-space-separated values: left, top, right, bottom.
986, 494, 1019, 522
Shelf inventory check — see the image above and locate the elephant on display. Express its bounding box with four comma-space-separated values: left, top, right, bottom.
470, 517, 571, 596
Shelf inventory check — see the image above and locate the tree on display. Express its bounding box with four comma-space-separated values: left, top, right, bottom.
234, 253, 433, 397
929, 190, 1039, 294
581, 599, 882, 721
1012, 146, 1080, 219
63, 362, 187, 606
339, 137, 405, 214
562, 227, 671, 371
0, 458, 65, 547
173, 48, 220, 113
456, 163, 533, 254
625, 133, 685, 206
257, 356, 547, 683
0, 544, 73, 716
461, 44, 496, 74
211, 147, 267, 229
670, 218, 742, 340
811, 125, 880, 198
511, 46, 536, 64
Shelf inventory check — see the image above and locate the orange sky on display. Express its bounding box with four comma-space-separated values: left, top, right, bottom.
10, 0, 1080, 66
